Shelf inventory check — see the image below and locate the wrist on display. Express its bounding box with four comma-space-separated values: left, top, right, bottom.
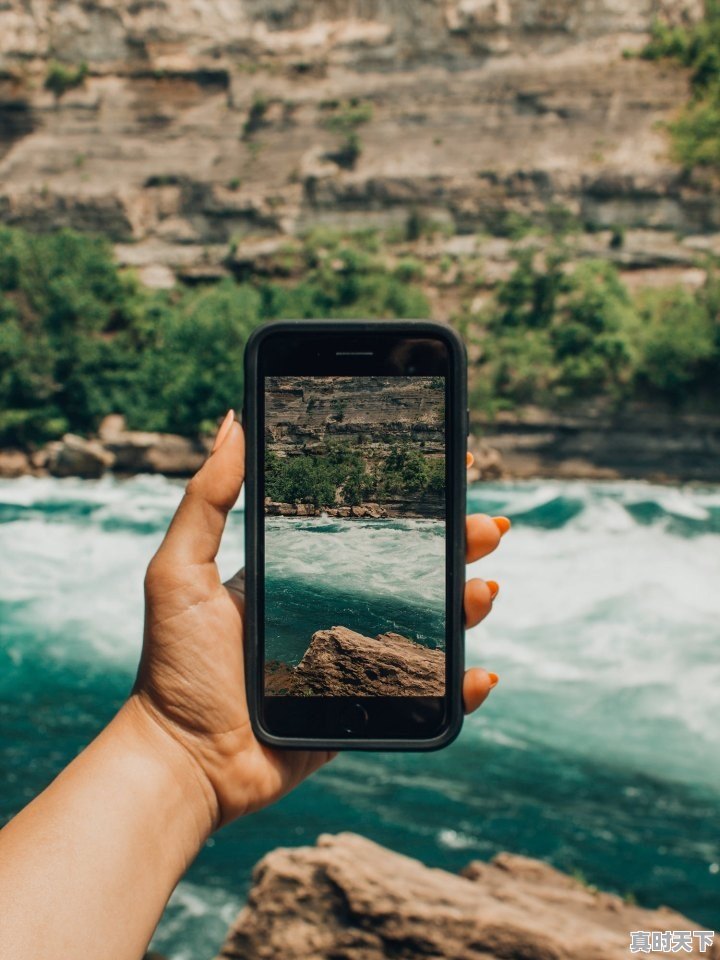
117, 694, 220, 846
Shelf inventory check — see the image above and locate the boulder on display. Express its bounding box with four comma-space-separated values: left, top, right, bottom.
98, 414, 127, 441
29, 448, 49, 471
216, 833, 718, 960
265, 501, 297, 516
137, 263, 176, 289
0, 449, 30, 478
265, 626, 444, 697
356, 502, 386, 518
468, 440, 505, 482
46, 434, 114, 479
104, 431, 206, 475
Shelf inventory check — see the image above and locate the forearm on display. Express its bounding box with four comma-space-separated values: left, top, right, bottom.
0, 695, 216, 960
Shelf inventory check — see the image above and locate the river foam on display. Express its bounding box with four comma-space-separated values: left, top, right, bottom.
1, 474, 718, 954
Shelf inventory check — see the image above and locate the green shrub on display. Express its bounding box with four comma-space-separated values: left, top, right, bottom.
320, 98, 372, 170
320, 98, 373, 135
490, 248, 569, 330
641, 3, 720, 170
265, 441, 443, 506
44, 61, 89, 100
469, 250, 715, 410
550, 260, 634, 398
669, 90, 720, 168
631, 286, 717, 394
609, 225, 625, 249
493, 210, 536, 240
242, 93, 269, 140
545, 204, 582, 237
394, 257, 425, 282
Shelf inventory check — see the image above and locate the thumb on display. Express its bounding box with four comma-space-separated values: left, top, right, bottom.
158, 412, 245, 567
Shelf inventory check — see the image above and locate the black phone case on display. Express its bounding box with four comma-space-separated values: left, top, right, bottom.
243, 319, 467, 751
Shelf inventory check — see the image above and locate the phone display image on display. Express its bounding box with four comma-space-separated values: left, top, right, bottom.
263, 375, 446, 698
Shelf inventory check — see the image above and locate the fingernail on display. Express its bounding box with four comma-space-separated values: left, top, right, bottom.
466, 452, 475, 468
486, 579, 499, 599
493, 516, 511, 535
212, 409, 235, 452
488, 672, 499, 688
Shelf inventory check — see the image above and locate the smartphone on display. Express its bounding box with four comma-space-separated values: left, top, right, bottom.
244, 320, 467, 750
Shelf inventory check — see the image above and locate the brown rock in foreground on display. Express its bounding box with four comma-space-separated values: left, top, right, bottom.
0, 450, 30, 478
104, 430, 207, 475
216, 833, 718, 960
46, 433, 115, 479
265, 626, 444, 696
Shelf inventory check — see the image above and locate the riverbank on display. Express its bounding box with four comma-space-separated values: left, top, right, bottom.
264, 499, 445, 519
0, 415, 210, 481
470, 405, 720, 485
2, 406, 719, 484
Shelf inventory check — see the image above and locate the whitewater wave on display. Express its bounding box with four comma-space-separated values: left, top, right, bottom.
2, 474, 720, 950
266, 516, 445, 606
2, 474, 719, 778
465, 483, 720, 793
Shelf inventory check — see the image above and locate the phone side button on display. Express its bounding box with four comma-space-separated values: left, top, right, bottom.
338, 703, 369, 735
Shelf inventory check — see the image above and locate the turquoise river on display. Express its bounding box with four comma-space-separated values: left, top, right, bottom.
1, 476, 718, 958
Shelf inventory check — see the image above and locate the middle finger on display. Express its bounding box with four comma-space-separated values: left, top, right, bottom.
466, 513, 510, 565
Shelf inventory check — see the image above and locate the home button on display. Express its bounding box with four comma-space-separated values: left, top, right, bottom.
338, 703, 369, 735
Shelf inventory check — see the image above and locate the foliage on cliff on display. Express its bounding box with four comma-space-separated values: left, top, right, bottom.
265, 442, 444, 508
1, 226, 719, 448
464, 249, 720, 413
0, 228, 428, 446
642, 1, 720, 170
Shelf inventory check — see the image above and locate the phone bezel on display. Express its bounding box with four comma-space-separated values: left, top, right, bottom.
244, 320, 467, 751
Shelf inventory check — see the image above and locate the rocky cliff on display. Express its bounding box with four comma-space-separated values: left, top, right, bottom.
0, 0, 708, 289
265, 375, 445, 515
265, 625, 445, 696
3, 0, 719, 483
266, 376, 444, 457
215, 832, 719, 960
469, 405, 720, 483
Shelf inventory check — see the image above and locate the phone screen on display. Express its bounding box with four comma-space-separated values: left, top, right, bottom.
250, 327, 461, 744
262, 375, 446, 699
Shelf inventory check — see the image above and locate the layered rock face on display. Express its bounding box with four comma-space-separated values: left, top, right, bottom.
265, 375, 445, 516
470, 406, 720, 483
0, 0, 706, 281
215, 832, 718, 960
266, 375, 444, 458
265, 625, 445, 696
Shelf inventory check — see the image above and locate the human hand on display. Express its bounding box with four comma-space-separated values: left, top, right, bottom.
129, 413, 509, 830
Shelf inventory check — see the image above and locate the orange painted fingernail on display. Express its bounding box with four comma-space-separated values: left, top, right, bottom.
493, 516, 511, 535
488, 672, 499, 688
212, 409, 235, 452
486, 580, 499, 599
466, 452, 474, 468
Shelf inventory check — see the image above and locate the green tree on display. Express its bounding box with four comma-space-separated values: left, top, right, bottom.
632, 286, 716, 395
550, 260, 634, 398
641, 2, 720, 171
